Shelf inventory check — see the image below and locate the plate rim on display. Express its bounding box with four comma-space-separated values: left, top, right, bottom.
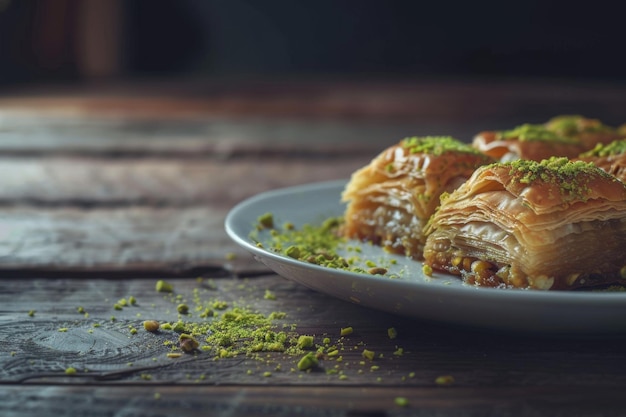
225, 180, 626, 307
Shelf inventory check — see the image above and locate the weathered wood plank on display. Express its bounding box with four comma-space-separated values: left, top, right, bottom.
0, 114, 437, 156
3, 276, 626, 388
0, 385, 624, 417
2, 78, 626, 122
2, 79, 625, 157
0, 154, 364, 271
0, 206, 242, 270
0, 156, 362, 206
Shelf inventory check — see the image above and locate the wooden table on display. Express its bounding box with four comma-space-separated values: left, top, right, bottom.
2, 77, 626, 417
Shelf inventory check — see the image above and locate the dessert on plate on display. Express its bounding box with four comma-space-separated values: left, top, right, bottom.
422, 158, 626, 290
341, 136, 494, 259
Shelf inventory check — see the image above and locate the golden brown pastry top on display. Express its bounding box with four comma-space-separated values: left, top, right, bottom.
473, 124, 584, 161
577, 139, 626, 182
460, 157, 626, 213
362, 136, 494, 197
545, 115, 620, 149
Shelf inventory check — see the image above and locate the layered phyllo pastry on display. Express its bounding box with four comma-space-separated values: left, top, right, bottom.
545, 115, 621, 150
578, 139, 626, 183
472, 123, 585, 162
423, 157, 626, 290
341, 136, 494, 259
473, 116, 620, 162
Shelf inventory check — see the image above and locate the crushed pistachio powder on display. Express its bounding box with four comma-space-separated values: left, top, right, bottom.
401, 136, 485, 156
250, 215, 403, 278
498, 123, 578, 144
503, 157, 615, 201
580, 139, 626, 158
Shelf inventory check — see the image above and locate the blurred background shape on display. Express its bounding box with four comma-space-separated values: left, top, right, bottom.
1, 0, 625, 87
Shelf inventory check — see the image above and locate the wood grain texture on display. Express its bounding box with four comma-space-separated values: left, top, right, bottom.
0, 206, 238, 270
0, 153, 364, 271
2, 77, 626, 123
0, 114, 422, 156
1, 385, 625, 417
3, 276, 626, 388
0, 156, 364, 206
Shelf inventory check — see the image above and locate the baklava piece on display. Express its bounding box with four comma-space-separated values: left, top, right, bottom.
577, 139, 626, 183
341, 136, 494, 259
423, 157, 626, 290
472, 123, 584, 162
545, 115, 621, 150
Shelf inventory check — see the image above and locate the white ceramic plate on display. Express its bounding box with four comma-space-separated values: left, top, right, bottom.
225, 180, 626, 334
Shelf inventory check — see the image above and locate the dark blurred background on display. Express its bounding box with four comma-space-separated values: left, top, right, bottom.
1, 0, 625, 88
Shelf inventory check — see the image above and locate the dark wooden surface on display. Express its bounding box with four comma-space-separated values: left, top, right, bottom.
2, 78, 626, 417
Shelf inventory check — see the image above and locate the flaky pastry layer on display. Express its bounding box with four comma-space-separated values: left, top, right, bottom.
423, 158, 626, 290
342, 137, 493, 259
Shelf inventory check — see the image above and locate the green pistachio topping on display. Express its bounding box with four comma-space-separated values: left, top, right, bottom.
297, 352, 319, 371
401, 136, 484, 156
155, 280, 174, 293
545, 115, 612, 136
504, 157, 614, 200
257, 212, 274, 229
580, 139, 626, 157
498, 124, 578, 144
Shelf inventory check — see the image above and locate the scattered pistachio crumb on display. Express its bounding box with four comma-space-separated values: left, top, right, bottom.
167, 353, 182, 359
129, 328, 138, 335
264, 289, 277, 300
257, 212, 274, 229
435, 375, 455, 386
296, 335, 314, 349
143, 320, 160, 332
263, 371, 272, 377
154, 393, 161, 400
340, 327, 353, 336
128, 296, 137, 305
179, 334, 200, 352
422, 264, 433, 276
77, 306, 85, 314
362, 349, 376, 361
297, 352, 319, 371
225, 252, 236, 261
156, 280, 174, 293
394, 397, 409, 407
58, 328, 68, 332
65, 367, 77, 375
28, 310, 35, 317
177, 304, 189, 314
387, 327, 397, 339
